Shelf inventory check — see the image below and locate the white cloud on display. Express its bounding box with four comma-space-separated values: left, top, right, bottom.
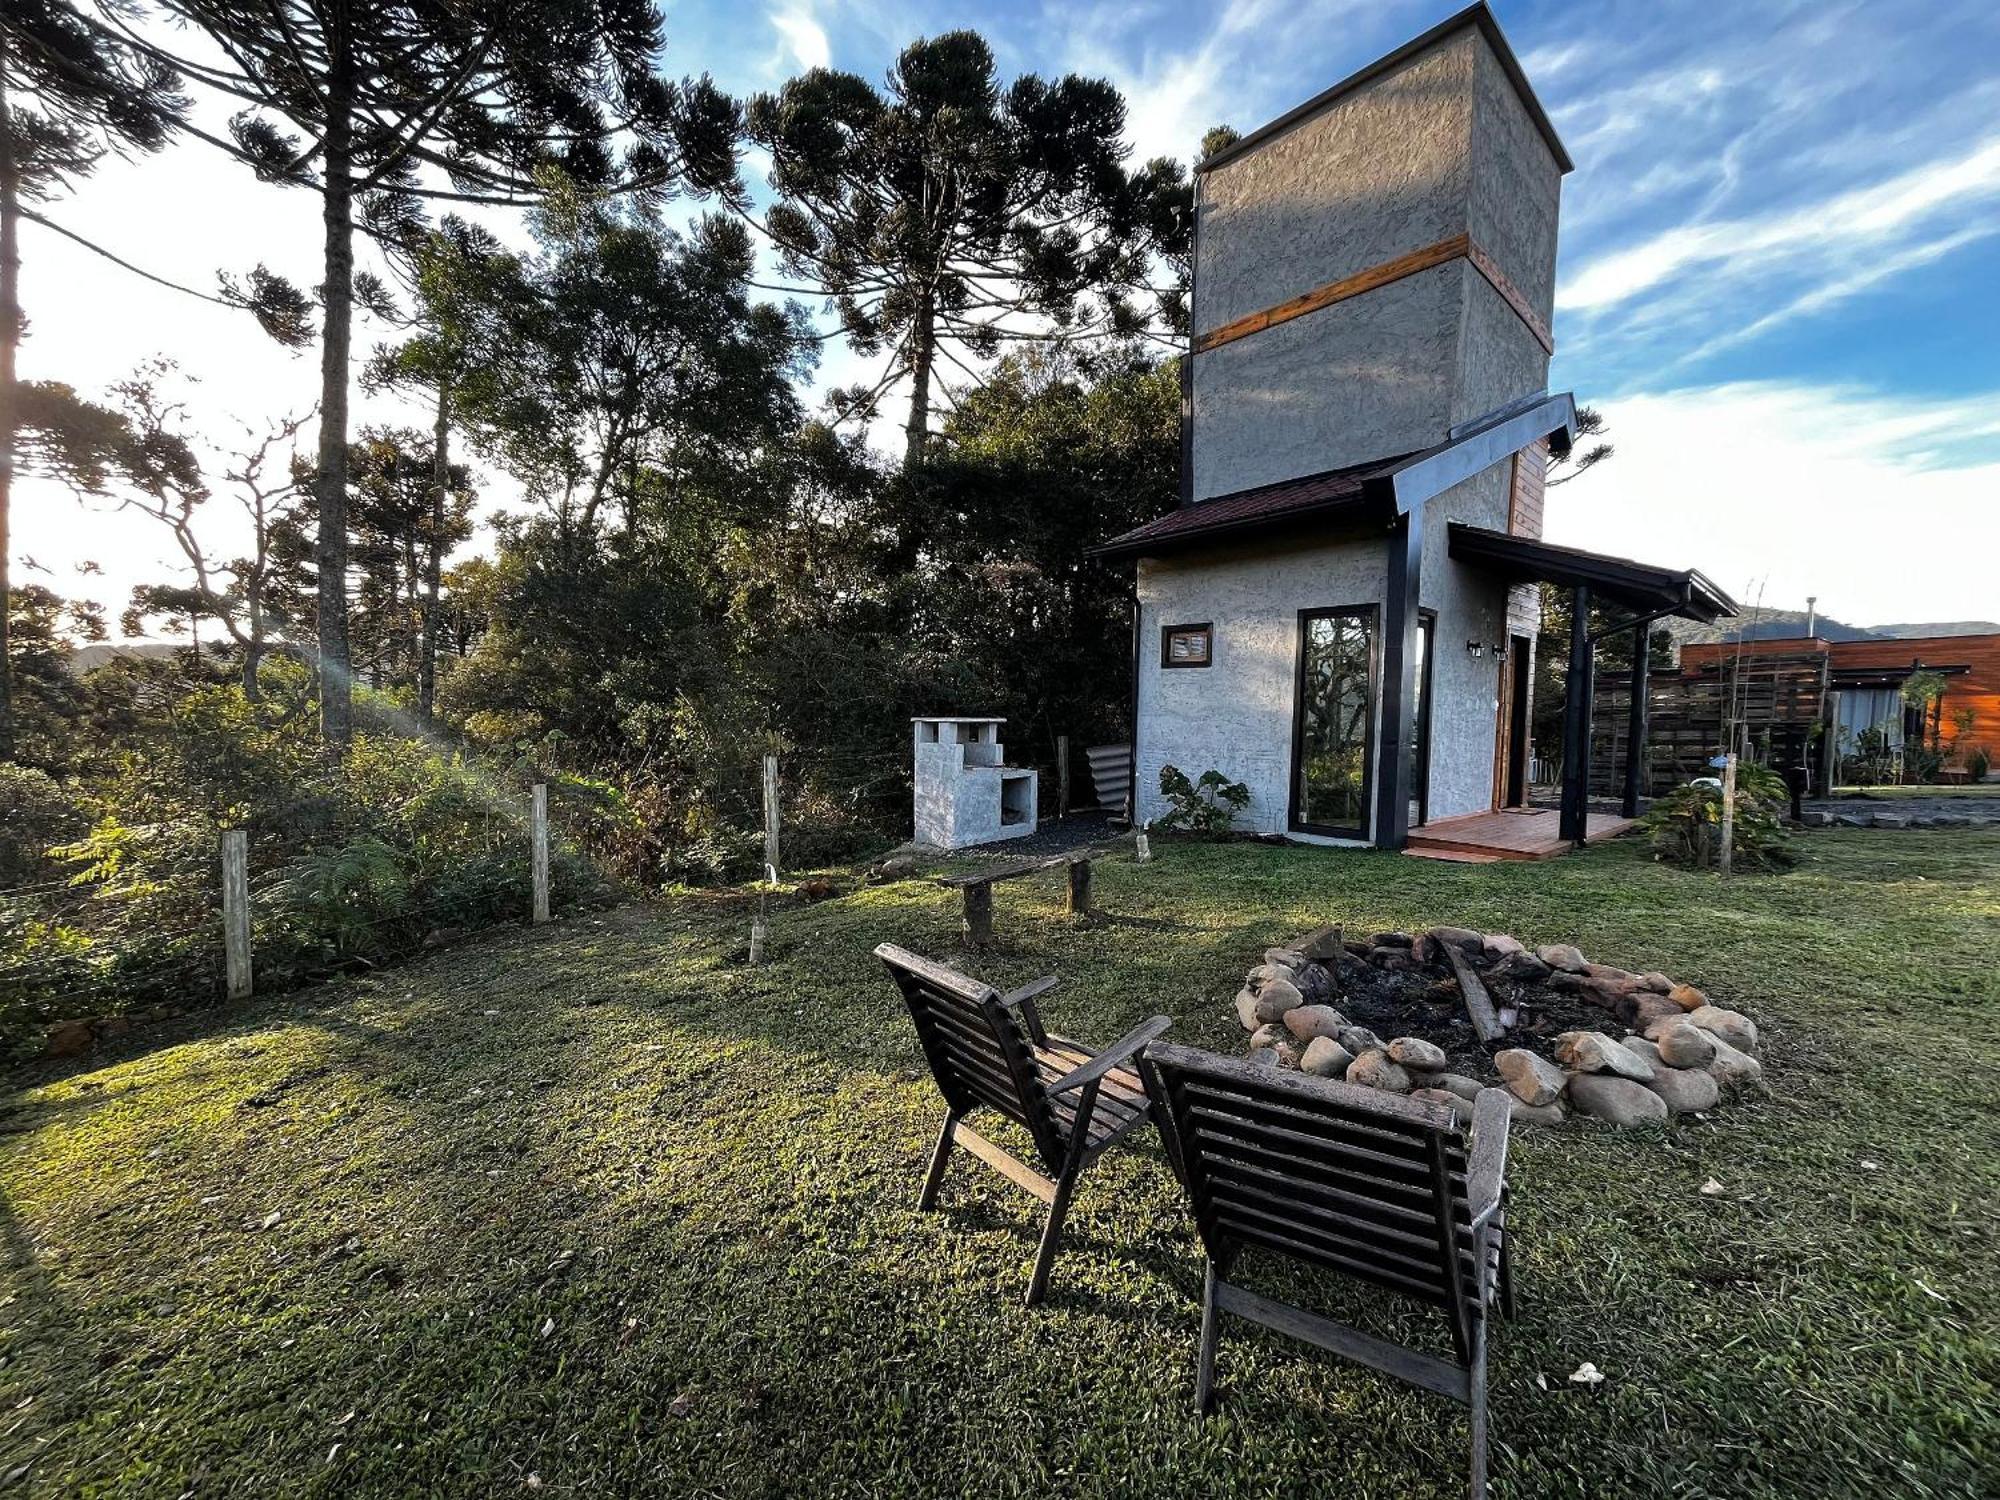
1062, 0, 1382, 166
1549, 382, 2000, 626
1518, 39, 1592, 81
1559, 134, 2000, 313
770, 3, 832, 73
1665, 226, 1997, 370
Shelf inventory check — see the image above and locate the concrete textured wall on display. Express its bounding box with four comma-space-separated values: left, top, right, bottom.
1192, 265, 1463, 496
1416, 466, 1512, 820
1452, 271, 1550, 428
1134, 535, 1387, 838
1468, 40, 1562, 319
1189, 21, 1562, 501
1191, 32, 1478, 501
1195, 32, 1478, 331
1131, 469, 1522, 836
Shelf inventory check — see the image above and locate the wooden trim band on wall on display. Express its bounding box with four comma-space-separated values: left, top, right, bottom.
1464, 239, 1556, 356
1192, 231, 1554, 357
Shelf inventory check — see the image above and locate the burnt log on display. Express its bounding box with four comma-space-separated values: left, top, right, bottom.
1441, 942, 1505, 1044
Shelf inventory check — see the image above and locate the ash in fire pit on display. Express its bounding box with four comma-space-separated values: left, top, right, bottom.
1234, 926, 1764, 1128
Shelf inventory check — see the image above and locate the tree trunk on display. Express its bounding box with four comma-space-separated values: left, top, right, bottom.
241, 576, 263, 701
0, 49, 20, 761
314, 56, 356, 754
418, 381, 446, 721
902, 295, 934, 469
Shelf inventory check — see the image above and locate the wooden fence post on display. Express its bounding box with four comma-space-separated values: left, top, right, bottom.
1718, 753, 1737, 876
962, 881, 995, 948
1065, 856, 1093, 917
531, 783, 550, 924
221, 828, 252, 1000
1056, 734, 1071, 819
762, 753, 781, 882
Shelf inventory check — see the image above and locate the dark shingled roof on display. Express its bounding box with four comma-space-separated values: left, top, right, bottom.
1088, 454, 1409, 562
1090, 392, 1580, 565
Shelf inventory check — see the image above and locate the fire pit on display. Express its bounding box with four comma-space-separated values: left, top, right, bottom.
1234, 926, 1764, 1127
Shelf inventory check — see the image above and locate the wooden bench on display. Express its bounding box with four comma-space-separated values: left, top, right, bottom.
934, 843, 1113, 947
874, 943, 1170, 1305
1139, 1042, 1517, 1498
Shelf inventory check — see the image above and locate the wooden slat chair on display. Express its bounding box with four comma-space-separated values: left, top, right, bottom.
874, 943, 1171, 1305
1138, 1042, 1516, 1500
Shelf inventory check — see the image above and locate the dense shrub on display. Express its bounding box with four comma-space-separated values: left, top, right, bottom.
1, 671, 618, 1054
0, 765, 88, 885
1641, 763, 1794, 871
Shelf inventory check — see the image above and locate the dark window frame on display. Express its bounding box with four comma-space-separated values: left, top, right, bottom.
1160, 621, 1214, 669
1288, 603, 1380, 839
1413, 608, 1437, 829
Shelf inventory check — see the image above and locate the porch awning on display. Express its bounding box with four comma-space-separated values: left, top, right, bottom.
1447, 524, 1736, 623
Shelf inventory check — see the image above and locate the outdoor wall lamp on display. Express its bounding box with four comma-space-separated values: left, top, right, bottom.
1466, 639, 1485, 658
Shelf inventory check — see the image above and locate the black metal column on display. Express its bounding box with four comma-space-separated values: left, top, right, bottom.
1373, 510, 1423, 849
1559, 585, 1593, 847
1621, 626, 1650, 819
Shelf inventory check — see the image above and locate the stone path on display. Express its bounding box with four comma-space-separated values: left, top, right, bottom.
1801, 791, 2000, 828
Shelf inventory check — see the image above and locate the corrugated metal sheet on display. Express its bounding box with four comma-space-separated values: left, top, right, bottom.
1085, 744, 1133, 819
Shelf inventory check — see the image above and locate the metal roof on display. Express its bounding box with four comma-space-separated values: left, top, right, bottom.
1087, 455, 1402, 563
1447, 524, 1738, 623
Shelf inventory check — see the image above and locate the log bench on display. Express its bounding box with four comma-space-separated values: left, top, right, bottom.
935, 844, 1113, 947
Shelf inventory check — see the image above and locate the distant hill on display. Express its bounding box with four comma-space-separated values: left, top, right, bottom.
1667, 609, 1873, 646
1869, 621, 2000, 639
66, 642, 184, 674
1669, 610, 1999, 648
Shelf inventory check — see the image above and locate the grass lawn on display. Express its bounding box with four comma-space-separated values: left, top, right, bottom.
3, 829, 1996, 1497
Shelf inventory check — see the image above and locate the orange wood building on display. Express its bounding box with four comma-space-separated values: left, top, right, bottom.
1678, 633, 2000, 767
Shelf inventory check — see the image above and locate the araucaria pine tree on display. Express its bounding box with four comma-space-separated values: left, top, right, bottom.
748, 32, 1154, 468
115, 0, 742, 752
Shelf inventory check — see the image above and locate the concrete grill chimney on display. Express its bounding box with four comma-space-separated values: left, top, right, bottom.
1188, 3, 1570, 502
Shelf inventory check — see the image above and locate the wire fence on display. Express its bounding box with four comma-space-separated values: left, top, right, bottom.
5, 734, 1101, 1044
2, 783, 570, 1046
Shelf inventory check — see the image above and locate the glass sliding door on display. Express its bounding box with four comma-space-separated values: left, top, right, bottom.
1291, 606, 1378, 837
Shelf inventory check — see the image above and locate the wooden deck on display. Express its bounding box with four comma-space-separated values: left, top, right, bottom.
1405, 807, 1636, 862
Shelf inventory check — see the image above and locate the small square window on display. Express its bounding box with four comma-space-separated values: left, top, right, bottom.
1161, 623, 1213, 669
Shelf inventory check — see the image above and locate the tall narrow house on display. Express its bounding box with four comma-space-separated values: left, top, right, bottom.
1093, 3, 1732, 854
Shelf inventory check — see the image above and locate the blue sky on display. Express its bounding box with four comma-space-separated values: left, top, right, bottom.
16, 0, 2000, 628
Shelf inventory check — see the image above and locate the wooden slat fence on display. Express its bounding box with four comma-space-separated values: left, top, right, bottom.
1590, 651, 1830, 798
